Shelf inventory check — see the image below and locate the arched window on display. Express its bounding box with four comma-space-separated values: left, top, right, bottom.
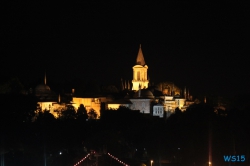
137, 71, 140, 80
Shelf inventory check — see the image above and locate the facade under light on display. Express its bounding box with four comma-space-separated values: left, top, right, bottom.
32, 45, 194, 120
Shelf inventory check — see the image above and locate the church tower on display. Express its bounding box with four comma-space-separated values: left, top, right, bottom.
132, 45, 149, 91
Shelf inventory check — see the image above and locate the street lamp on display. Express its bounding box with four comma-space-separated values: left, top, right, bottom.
150, 160, 153, 166
208, 161, 212, 165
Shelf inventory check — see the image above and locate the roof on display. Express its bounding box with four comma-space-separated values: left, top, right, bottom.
136, 44, 146, 66
35, 84, 51, 93
133, 89, 154, 99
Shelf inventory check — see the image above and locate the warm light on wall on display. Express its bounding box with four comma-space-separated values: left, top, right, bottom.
72, 97, 101, 118
132, 65, 149, 90
107, 104, 130, 110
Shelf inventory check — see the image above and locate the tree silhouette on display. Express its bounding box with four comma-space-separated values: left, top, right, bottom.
36, 110, 56, 123
0, 77, 25, 94
76, 104, 88, 120
0, 94, 37, 123
88, 108, 98, 119
60, 105, 76, 120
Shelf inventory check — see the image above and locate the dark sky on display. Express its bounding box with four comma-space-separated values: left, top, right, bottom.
1, 2, 249, 97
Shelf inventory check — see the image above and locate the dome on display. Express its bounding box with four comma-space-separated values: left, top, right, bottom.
134, 89, 154, 99
35, 84, 51, 93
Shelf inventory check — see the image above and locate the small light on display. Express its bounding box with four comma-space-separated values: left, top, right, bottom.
59, 151, 62, 155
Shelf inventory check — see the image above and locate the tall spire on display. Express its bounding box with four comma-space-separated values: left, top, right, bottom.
124, 80, 127, 89
121, 78, 124, 91
172, 83, 175, 96
184, 86, 186, 99
58, 94, 61, 103
132, 44, 149, 91
136, 44, 146, 66
44, 71, 47, 85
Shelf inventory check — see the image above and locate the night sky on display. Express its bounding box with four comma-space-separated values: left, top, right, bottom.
1, 2, 249, 97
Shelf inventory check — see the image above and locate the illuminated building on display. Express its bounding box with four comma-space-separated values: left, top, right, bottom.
33, 45, 193, 119
106, 98, 132, 110
132, 44, 149, 90
34, 73, 62, 118
34, 74, 105, 119
71, 94, 107, 119
119, 45, 194, 118
129, 89, 154, 114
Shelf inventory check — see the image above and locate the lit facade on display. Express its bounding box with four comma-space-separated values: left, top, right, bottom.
132, 45, 149, 90
162, 96, 186, 111
34, 73, 62, 118
129, 99, 152, 114
153, 104, 164, 118
37, 102, 60, 118
108, 45, 195, 118
128, 45, 193, 118
106, 99, 132, 110
72, 97, 106, 119
33, 45, 194, 120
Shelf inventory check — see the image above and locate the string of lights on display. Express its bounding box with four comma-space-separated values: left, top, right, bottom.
73, 153, 90, 166
73, 152, 130, 166
107, 152, 130, 166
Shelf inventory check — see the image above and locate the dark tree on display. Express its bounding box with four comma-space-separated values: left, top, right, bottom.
88, 108, 98, 119
0, 94, 37, 124
60, 105, 77, 120
76, 104, 88, 120
36, 110, 56, 123
0, 77, 25, 94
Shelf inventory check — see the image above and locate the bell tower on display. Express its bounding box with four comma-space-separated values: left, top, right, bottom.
132, 45, 149, 91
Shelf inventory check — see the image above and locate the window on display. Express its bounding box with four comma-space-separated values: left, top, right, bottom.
94, 98, 100, 104
137, 71, 140, 80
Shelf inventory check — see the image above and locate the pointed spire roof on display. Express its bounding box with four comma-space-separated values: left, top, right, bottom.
124, 80, 127, 89
58, 94, 61, 103
184, 86, 187, 99
172, 83, 175, 96
44, 71, 47, 85
121, 78, 124, 91
136, 44, 146, 66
